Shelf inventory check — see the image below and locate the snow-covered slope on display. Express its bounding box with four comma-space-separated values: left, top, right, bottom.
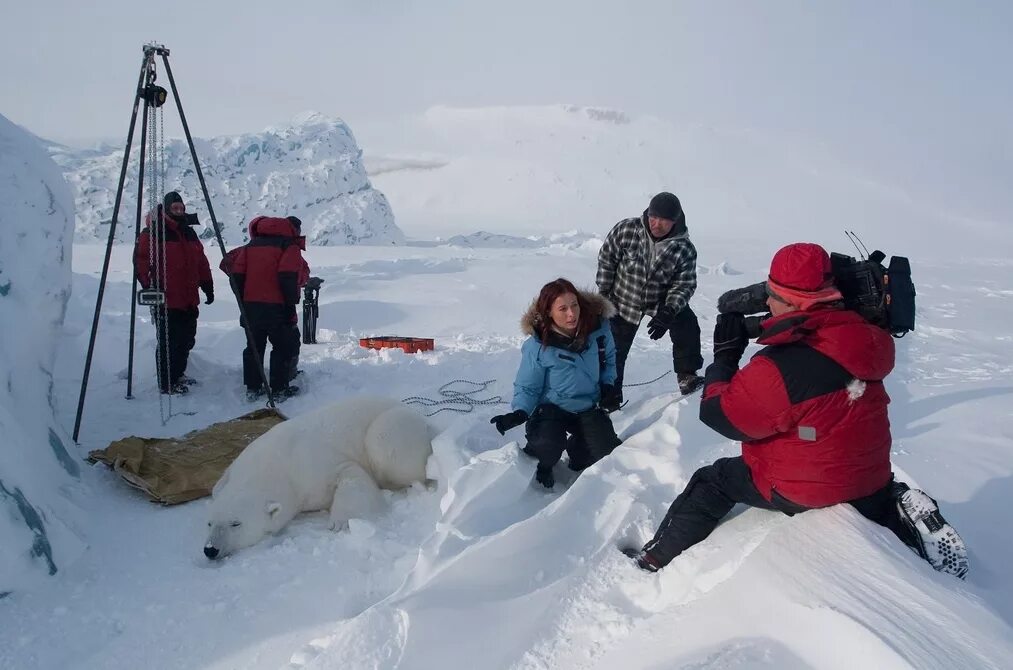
0, 113, 84, 594
362, 105, 1010, 262
51, 111, 403, 246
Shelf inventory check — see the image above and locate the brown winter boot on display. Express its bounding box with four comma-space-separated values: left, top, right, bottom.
677, 372, 704, 396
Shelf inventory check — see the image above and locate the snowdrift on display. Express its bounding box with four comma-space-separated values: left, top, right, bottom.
292, 400, 1013, 670
0, 112, 84, 593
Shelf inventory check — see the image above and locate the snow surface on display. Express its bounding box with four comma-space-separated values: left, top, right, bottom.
1, 105, 1012, 669
0, 112, 84, 595
50, 111, 403, 247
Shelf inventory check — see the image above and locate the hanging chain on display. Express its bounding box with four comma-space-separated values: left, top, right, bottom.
142, 59, 173, 424
156, 102, 172, 423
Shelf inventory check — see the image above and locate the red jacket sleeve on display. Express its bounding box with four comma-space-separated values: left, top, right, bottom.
195, 239, 213, 287
700, 356, 793, 442
298, 258, 310, 287
134, 230, 151, 288
277, 245, 305, 305
223, 247, 247, 300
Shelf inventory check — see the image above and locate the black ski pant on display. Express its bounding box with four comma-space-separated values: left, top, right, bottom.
154, 307, 197, 392
524, 403, 622, 472
610, 308, 703, 397
242, 306, 301, 392
643, 456, 920, 567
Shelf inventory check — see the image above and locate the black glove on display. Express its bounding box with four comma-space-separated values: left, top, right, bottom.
490, 409, 528, 435
646, 306, 676, 340
599, 383, 622, 412
201, 282, 214, 305
712, 313, 749, 365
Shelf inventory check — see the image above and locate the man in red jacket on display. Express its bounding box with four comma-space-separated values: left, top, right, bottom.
624, 242, 968, 578
134, 191, 213, 394
223, 215, 307, 400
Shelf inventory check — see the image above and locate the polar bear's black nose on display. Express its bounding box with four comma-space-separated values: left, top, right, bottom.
204, 545, 220, 559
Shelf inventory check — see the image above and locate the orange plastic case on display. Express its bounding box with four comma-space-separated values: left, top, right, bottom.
359, 336, 435, 354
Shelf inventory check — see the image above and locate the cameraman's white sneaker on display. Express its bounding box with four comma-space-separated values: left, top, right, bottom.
898, 488, 969, 579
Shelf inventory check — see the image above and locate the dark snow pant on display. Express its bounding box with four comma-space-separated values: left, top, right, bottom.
524, 403, 622, 472
154, 307, 197, 392
242, 307, 301, 392
643, 456, 920, 567
610, 309, 703, 397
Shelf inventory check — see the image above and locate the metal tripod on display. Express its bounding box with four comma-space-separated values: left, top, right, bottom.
72, 43, 275, 443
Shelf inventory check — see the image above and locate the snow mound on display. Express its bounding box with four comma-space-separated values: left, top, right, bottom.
0, 113, 84, 593
291, 400, 1013, 669
701, 261, 744, 276
51, 111, 403, 247
445, 231, 543, 249
444, 230, 600, 251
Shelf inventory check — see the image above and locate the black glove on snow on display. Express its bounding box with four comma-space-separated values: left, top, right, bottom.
599, 383, 622, 412
490, 409, 528, 435
646, 306, 677, 340
712, 313, 749, 366
201, 282, 214, 305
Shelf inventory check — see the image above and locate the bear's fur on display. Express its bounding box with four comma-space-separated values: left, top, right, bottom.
203, 396, 432, 559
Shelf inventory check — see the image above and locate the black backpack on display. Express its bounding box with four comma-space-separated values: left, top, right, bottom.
830, 250, 916, 337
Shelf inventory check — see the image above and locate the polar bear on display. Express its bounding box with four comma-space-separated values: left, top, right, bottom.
203, 396, 433, 559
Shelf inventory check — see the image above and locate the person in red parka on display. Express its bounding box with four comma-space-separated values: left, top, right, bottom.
223, 215, 307, 399
134, 191, 213, 394
624, 242, 968, 579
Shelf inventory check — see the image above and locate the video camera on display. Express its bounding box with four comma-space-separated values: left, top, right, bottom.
717, 244, 916, 340
302, 277, 324, 344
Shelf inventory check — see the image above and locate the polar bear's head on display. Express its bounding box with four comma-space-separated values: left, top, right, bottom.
203, 470, 291, 560
203, 498, 286, 560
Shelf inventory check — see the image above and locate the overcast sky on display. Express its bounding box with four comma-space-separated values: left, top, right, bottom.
2, 1, 1011, 219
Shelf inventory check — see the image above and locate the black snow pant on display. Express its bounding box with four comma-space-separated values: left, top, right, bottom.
643, 456, 920, 567
242, 305, 301, 392
524, 403, 622, 472
610, 308, 703, 398
154, 307, 197, 393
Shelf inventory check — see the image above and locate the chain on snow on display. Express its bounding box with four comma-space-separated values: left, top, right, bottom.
403, 379, 507, 416
623, 370, 671, 388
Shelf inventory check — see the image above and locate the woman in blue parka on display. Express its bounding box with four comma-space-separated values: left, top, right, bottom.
491, 278, 623, 488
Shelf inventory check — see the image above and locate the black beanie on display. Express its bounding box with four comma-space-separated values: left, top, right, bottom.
647, 192, 682, 221
287, 216, 302, 232
163, 191, 184, 209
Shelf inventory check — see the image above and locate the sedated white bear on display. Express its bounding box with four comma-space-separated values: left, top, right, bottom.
203, 396, 433, 559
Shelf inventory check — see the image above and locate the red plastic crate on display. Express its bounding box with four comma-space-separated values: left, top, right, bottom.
359, 336, 435, 354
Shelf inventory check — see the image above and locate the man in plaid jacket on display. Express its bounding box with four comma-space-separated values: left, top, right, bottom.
596, 192, 704, 403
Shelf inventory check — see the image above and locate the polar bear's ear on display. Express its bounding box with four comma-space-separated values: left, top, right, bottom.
212, 470, 231, 497
266, 501, 282, 518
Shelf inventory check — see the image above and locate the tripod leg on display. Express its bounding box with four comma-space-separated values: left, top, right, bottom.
125, 89, 151, 400
73, 52, 150, 443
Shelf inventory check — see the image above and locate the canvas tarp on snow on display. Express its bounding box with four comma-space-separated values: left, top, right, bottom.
87, 408, 286, 505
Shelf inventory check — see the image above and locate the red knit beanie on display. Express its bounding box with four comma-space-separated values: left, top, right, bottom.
766, 242, 843, 310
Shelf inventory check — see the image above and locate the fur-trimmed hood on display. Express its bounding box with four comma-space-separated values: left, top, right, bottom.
520, 289, 616, 337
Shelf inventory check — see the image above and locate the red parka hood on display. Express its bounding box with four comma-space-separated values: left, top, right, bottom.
249, 216, 304, 246
758, 307, 895, 381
